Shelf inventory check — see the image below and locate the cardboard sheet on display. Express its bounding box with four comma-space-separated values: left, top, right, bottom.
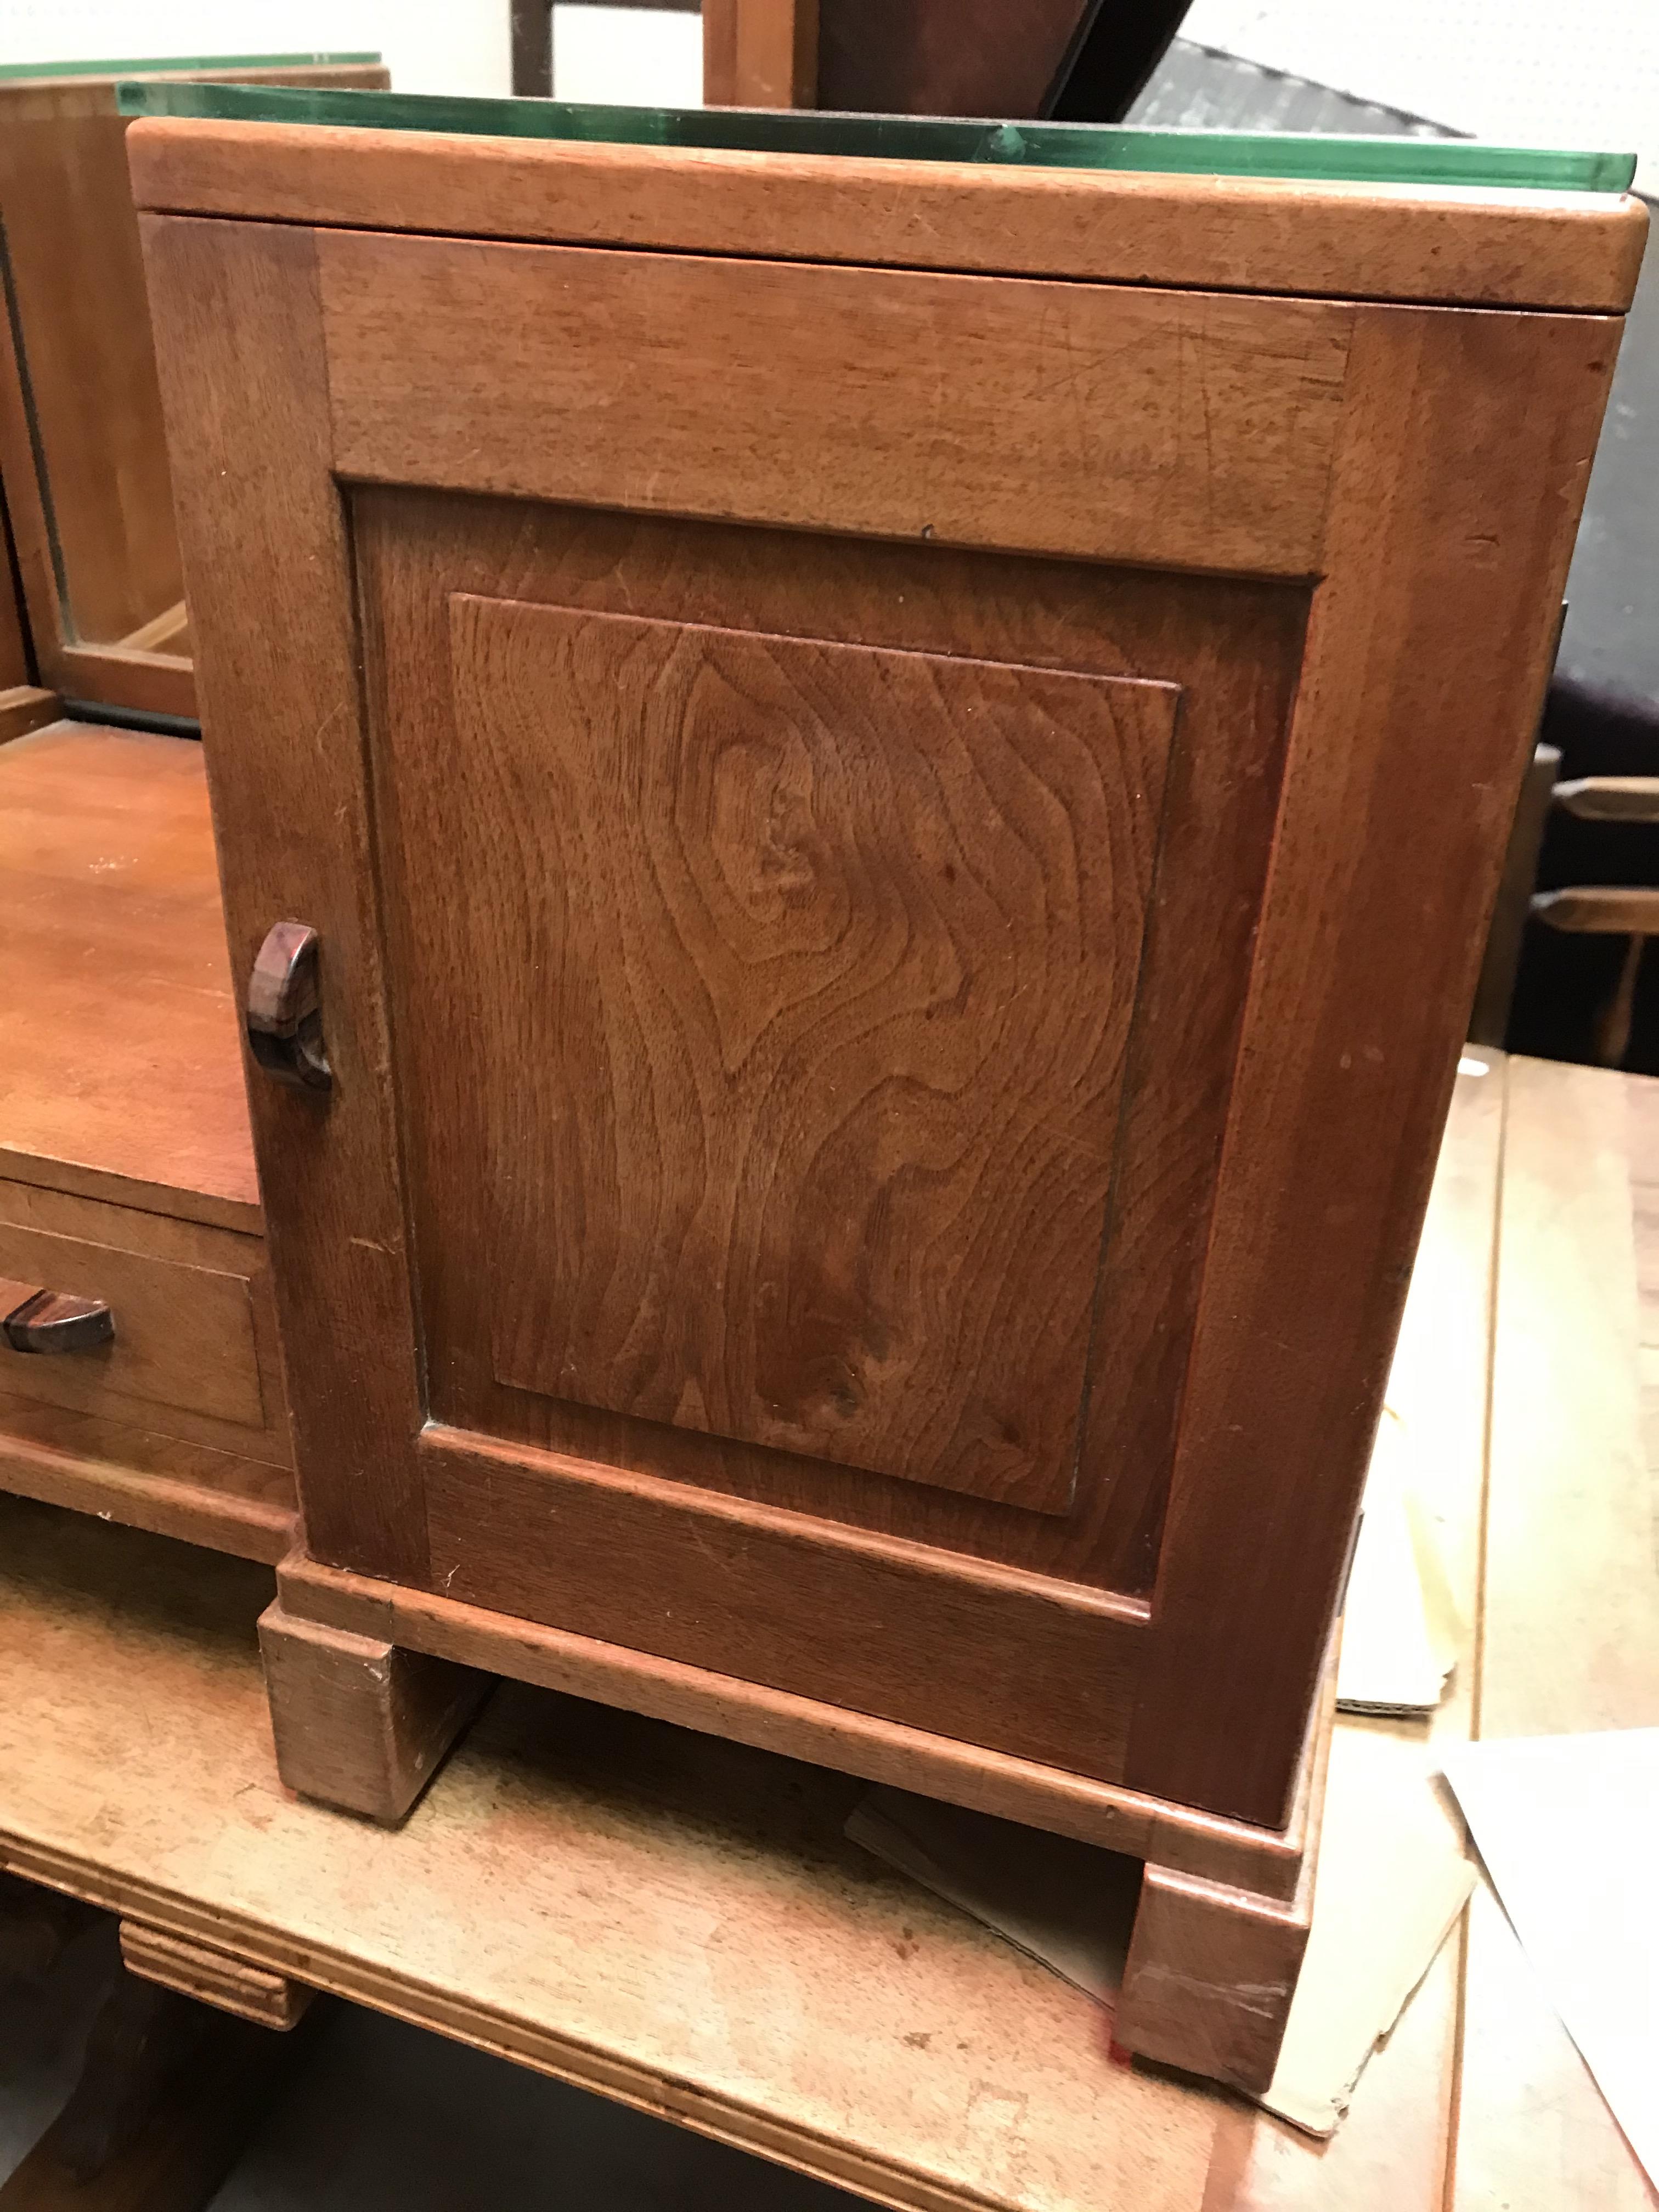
1338, 1408, 1460, 1718
1442, 1730, 1659, 2187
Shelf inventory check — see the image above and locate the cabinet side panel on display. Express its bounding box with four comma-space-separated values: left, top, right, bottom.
139, 212, 430, 1582
1127, 304, 1624, 1826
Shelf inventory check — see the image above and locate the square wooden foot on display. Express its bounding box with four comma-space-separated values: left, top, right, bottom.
1115, 1863, 1311, 2094
258, 1598, 489, 1824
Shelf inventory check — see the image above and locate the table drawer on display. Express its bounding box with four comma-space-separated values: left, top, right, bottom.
0, 1181, 283, 1456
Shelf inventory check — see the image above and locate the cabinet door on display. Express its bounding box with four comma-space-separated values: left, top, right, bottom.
149, 211, 1612, 1824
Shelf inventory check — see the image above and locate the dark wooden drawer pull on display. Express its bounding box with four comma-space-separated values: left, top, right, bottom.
2, 1285, 116, 1355
247, 921, 332, 1092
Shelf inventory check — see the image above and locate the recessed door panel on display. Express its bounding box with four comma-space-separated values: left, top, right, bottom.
443, 595, 1178, 1513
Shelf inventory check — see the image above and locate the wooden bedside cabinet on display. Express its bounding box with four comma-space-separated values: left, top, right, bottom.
129, 87, 1643, 2090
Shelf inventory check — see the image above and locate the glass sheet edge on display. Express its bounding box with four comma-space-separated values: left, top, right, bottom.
114, 81, 1637, 195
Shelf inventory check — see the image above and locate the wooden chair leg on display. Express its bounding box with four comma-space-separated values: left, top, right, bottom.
0, 1875, 99, 2083
258, 1597, 488, 1824
1115, 1863, 1310, 2094
0, 1960, 316, 2208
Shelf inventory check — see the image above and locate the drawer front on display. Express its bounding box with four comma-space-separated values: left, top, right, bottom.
0, 1183, 275, 1449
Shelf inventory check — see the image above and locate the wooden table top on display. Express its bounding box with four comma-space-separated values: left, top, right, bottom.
0, 721, 259, 1229
0, 1050, 1655, 2210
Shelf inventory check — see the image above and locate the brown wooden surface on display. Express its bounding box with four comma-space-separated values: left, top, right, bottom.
814, 0, 1086, 116
1469, 741, 1560, 1047
143, 168, 1628, 1838
1118, 1663, 1331, 2096
426, 597, 1177, 1513
274, 1545, 1305, 1898
127, 121, 1650, 315
258, 1602, 489, 1825
0, 1184, 284, 1462
0, 84, 186, 651
117, 1923, 312, 2032
0, 1397, 291, 1565
1123, 304, 1618, 1827
2, 1053, 1647, 2208
0, 64, 386, 723
0, 723, 258, 1227
0, 690, 59, 747
319, 233, 1352, 581
139, 217, 432, 1588
354, 491, 1303, 1600
703, 0, 817, 106
0, 524, 31, 692
0, 716, 293, 1562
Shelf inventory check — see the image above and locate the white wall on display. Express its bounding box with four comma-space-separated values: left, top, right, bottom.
2, 0, 510, 99
1183, 0, 1658, 187
551, 7, 701, 105
0, 2, 706, 105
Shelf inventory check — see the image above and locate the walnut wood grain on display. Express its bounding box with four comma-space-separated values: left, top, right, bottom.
318, 232, 1353, 580
127, 121, 1650, 314
275, 1539, 1301, 1898
448, 599, 1175, 1513
356, 491, 1301, 1594
0, 723, 259, 1228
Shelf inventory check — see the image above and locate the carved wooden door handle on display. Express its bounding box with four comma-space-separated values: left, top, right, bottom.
1, 1282, 116, 1354
247, 922, 332, 1092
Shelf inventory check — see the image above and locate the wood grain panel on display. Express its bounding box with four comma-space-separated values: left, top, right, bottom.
1125, 305, 1624, 1827
448, 597, 1176, 1511
127, 121, 1651, 314
357, 488, 1303, 1588
320, 233, 1352, 579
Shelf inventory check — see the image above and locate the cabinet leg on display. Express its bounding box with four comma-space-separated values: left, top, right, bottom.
1115, 1863, 1309, 2094
258, 1598, 488, 1824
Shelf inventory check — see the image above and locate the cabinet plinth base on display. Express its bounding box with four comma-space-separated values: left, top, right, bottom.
264, 1548, 1333, 2089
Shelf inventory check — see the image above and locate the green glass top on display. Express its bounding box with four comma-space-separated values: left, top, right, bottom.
3, 52, 378, 84
114, 80, 1636, 194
